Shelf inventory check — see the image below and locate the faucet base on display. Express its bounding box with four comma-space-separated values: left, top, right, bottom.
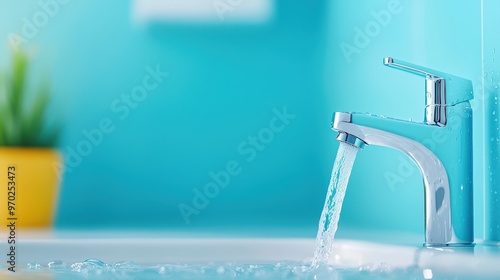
424, 242, 475, 248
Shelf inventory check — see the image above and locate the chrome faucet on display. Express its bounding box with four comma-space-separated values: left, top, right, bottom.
332, 57, 474, 247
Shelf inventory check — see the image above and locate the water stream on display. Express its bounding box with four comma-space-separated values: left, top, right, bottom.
312, 142, 359, 266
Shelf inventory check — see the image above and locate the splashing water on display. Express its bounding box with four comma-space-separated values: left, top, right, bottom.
5, 259, 443, 280
312, 142, 359, 266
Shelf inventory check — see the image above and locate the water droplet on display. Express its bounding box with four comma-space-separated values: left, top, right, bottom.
27, 263, 42, 270
110, 261, 139, 271
48, 260, 67, 269
71, 262, 84, 272
74, 258, 106, 274
423, 268, 434, 279
493, 111, 496, 115
83, 259, 105, 267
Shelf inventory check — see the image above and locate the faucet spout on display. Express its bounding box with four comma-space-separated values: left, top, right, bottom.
333, 112, 474, 247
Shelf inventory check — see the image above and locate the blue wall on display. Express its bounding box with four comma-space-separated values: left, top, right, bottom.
0, 0, 332, 232
0, 0, 487, 239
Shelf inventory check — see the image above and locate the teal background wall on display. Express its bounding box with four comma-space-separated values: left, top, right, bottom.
0, 0, 489, 239
0, 0, 331, 232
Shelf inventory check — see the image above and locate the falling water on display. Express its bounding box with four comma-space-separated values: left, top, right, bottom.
312, 142, 359, 266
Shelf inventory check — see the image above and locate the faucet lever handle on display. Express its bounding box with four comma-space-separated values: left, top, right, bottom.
384, 57, 444, 79
383, 57, 473, 126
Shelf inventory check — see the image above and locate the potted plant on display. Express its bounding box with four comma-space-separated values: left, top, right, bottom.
0, 51, 62, 228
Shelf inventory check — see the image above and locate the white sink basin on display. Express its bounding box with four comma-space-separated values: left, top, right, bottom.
2, 230, 500, 279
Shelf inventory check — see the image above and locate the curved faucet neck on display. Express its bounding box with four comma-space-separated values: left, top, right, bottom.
333, 112, 473, 247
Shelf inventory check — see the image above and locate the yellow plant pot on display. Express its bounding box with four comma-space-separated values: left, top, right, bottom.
0, 148, 62, 228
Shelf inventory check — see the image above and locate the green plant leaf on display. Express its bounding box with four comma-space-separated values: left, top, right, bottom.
0, 75, 5, 146
0, 50, 61, 147
21, 83, 49, 146
11, 51, 27, 123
